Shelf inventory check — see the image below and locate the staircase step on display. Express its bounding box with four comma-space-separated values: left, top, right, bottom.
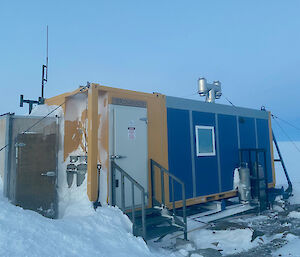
134, 215, 173, 227
126, 207, 161, 219
144, 225, 184, 241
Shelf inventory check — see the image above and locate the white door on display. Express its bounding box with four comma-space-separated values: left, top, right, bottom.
109, 104, 148, 209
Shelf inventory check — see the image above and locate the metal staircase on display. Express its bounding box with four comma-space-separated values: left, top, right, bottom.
111, 160, 187, 241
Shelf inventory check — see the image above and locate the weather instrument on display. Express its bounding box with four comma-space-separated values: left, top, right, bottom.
198, 77, 222, 103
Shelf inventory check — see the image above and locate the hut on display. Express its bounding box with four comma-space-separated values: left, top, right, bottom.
0, 82, 276, 239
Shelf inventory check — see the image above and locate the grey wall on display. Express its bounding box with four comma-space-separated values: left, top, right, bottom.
0, 118, 6, 180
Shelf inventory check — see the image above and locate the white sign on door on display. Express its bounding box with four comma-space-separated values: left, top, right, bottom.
128, 127, 136, 140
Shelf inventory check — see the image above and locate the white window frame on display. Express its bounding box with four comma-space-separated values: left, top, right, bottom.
195, 125, 216, 157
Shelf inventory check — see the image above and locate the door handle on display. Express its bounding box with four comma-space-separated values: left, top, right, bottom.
110, 155, 126, 160
41, 171, 56, 177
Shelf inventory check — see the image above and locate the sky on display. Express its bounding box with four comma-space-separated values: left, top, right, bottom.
0, 0, 299, 141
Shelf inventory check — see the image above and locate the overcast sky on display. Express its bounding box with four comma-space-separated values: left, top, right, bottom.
0, 1, 299, 140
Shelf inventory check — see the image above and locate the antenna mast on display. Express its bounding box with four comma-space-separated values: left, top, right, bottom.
19, 26, 48, 114
41, 25, 48, 101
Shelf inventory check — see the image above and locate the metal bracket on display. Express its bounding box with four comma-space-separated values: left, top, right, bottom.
41, 171, 56, 177
110, 155, 126, 160
139, 117, 148, 124
15, 142, 26, 147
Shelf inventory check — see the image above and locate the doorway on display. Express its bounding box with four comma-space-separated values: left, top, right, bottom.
109, 104, 148, 209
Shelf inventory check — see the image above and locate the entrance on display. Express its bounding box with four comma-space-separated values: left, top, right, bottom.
109, 104, 148, 209
15, 133, 57, 218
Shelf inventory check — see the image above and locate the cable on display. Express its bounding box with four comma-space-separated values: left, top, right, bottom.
224, 96, 236, 107
0, 85, 90, 153
272, 114, 300, 132
23, 102, 65, 134
273, 117, 300, 153
0, 101, 66, 153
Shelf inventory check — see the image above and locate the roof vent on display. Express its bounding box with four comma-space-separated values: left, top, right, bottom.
198, 78, 222, 103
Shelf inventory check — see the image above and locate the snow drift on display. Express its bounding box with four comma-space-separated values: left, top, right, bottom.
0, 177, 171, 257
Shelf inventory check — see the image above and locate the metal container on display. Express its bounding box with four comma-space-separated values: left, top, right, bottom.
252, 164, 267, 200
238, 164, 252, 203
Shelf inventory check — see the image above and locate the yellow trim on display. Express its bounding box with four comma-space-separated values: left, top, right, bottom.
168, 190, 238, 209
268, 112, 276, 188
87, 84, 99, 202
105, 87, 169, 207
46, 87, 85, 102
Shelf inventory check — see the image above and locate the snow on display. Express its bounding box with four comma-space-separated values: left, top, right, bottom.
274, 141, 300, 204
57, 149, 94, 218
30, 104, 63, 117
288, 211, 300, 219
273, 234, 300, 257
178, 249, 189, 256
233, 168, 239, 190
0, 176, 176, 257
189, 228, 259, 255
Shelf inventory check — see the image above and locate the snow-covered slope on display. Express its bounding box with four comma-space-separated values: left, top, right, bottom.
274, 141, 300, 203
0, 178, 172, 257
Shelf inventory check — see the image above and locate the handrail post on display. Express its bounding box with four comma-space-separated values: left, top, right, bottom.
182, 183, 187, 240
141, 190, 146, 239
111, 161, 116, 206
110, 161, 147, 240
161, 169, 165, 205
263, 150, 269, 207
171, 178, 175, 215
150, 158, 188, 240
121, 173, 125, 211
131, 183, 135, 229
150, 159, 155, 206
255, 151, 261, 210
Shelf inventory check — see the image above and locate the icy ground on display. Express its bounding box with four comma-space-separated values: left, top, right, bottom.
0, 141, 299, 257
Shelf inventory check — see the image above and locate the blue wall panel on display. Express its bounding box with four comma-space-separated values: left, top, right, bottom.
167, 108, 193, 201
217, 114, 239, 192
166, 106, 273, 203
239, 117, 256, 149
192, 111, 219, 196
256, 118, 273, 183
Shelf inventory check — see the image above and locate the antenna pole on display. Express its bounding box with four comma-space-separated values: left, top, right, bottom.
41, 25, 48, 100
19, 26, 48, 113
46, 25, 48, 81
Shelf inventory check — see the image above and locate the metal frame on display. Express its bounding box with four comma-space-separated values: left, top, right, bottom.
272, 131, 293, 194
239, 148, 269, 211
111, 160, 146, 239
150, 159, 187, 240
195, 125, 216, 157
3, 113, 13, 197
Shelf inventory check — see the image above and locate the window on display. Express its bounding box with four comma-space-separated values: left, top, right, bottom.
195, 125, 216, 156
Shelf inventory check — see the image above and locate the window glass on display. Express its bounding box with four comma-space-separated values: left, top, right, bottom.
195, 126, 215, 156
